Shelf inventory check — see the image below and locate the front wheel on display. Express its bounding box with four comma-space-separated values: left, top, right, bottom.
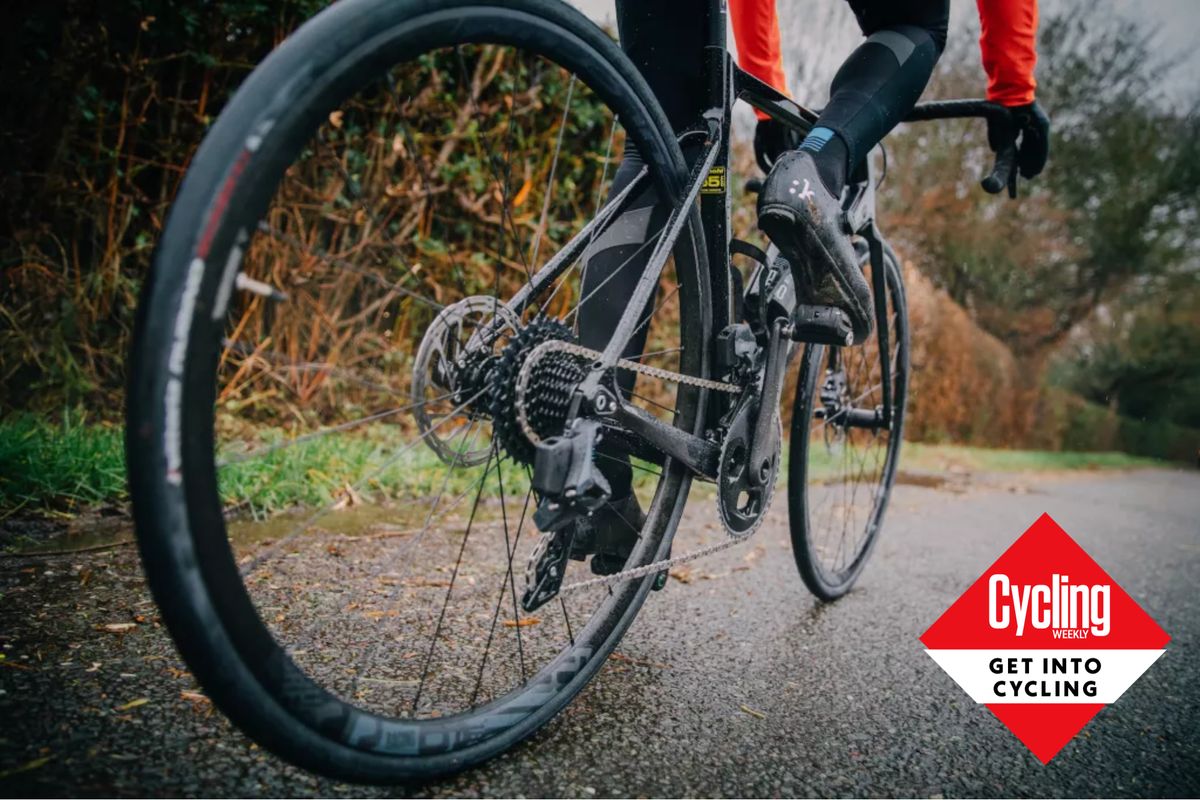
787, 242, 909, 601
125, 0, 710, 782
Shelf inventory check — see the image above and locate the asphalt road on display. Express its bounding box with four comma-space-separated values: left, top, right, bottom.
2, 467, 1198, 797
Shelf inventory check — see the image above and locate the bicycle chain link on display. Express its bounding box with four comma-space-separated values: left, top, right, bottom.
514, 339, 775, 595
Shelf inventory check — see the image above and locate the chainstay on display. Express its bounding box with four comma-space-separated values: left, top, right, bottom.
515, 339, 760, 595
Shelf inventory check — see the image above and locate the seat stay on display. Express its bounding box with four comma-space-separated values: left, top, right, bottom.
570, 116, 725, 412
502, 165, 650, 319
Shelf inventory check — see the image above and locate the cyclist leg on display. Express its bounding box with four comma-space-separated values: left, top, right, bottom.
811, 0, 949, 194
574, 0, 706, 573
758, 0, 948, 344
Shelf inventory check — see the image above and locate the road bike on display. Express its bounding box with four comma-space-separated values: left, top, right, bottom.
126, 0, 1023, 781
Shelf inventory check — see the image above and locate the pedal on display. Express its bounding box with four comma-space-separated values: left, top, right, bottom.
531, 419, 611, 532
790, 304, 854, 346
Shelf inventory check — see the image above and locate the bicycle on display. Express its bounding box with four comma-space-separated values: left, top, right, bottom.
126, 0, 1025, 781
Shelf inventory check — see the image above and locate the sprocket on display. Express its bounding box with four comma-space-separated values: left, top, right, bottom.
488, 316, 585, 464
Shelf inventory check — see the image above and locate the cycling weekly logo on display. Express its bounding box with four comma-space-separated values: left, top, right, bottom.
921, 513, 1170, 763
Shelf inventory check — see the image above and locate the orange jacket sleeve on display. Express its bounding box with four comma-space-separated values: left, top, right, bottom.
976, 0, 1039, 106
730, 0, 789, 120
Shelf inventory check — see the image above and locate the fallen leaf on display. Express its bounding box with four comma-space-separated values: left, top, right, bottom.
668, 566, 693, 584
180, 691, 210, 705
98, 622, 137, 634
502, 617, 541, 628
329, 110, 344, 128
0, 755, 52, 779
114, 698, 150, 711
739, 704, 766, 719
511, 178, 533, 208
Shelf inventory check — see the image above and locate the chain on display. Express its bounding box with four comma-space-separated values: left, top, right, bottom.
514, 339, 769, 594
515, 339, 740, 447
560, 532, 761, 594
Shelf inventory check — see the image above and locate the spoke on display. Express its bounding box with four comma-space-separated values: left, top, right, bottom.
220, 338, 405, 397
471, 467, 533, 706
564, 229, 664, 325
256, 221, 443, 312
578, 115, 619, 295
628, 346, 683, 362
383, 74, 470, 296
217, 394, 452, 467
595, 451, 661, 478
455, 46, 535, 289
528, 74, 576, 268
412, 444, 498, 713
238, 386, 488, 575
343, 420, 489, 701
291, 420, 490, 684
628, 390, 676, 417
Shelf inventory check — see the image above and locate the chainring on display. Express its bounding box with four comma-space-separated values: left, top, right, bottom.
717, 397, 782, 537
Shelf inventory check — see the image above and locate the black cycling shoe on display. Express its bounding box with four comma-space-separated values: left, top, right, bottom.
757, 150, 874, 344
570, 494, 644, 576
569, 495, 668, 590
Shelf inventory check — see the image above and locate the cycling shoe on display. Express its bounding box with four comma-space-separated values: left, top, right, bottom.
757, 150, 874, 344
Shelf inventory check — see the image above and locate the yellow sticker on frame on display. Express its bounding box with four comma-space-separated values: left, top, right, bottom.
701, 166, 726, 195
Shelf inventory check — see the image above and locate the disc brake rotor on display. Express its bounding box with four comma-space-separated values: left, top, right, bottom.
411, 296, 518, 466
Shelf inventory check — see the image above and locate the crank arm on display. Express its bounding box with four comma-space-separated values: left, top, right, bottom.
747, 319, 789, 486
611, 402, 720, 480
820, 406, 885, 431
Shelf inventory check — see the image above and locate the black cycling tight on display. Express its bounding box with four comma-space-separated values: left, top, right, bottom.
577, 0, 948, 498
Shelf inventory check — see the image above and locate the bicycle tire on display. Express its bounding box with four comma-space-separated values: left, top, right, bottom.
126, 0, 711, 782
787, 242, 908, 601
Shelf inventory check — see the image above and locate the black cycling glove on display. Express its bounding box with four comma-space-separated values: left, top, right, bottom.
1011, 101, 1050, 178
753, 117, 800, 174
988, 100, 1051, 179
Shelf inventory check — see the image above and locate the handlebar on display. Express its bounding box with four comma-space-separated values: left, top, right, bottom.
904, 99, 1019, 198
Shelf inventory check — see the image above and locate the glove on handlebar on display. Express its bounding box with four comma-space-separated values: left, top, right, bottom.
988, 100, 1050, 179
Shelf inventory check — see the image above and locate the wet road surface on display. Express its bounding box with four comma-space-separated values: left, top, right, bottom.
2, 468, 1197, 796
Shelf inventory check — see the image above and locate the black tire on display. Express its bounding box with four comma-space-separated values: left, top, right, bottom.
126, 0, 709, 782
787, 243, 908, 601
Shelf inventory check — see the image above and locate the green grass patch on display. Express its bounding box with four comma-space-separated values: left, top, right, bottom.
0, 413, 1173, 519
900, 442, 1167, 473
0, 412, 127, 514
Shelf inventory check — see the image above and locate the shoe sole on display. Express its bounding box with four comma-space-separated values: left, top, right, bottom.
758, 204, 874, 344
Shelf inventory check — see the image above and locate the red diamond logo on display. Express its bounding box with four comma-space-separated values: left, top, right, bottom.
921, 513, 1170, 763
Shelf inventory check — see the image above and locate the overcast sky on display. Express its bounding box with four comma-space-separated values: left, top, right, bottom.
569, 0, 1200, 108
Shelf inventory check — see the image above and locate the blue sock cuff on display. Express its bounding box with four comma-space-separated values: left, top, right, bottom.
799, 126, 836, 154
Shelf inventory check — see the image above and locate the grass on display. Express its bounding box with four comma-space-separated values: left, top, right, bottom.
0, 413, 126, 515
899, 442, 1167, 473
0, 414, 1175, 519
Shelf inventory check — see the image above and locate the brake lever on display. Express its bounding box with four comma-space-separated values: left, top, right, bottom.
981, 142, 1019, 199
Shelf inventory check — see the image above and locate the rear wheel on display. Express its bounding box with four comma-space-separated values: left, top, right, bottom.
126, 0, 709, 781
787, 243, 908, 601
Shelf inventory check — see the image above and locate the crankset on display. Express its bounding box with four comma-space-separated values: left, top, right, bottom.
717, 395, 781, 536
